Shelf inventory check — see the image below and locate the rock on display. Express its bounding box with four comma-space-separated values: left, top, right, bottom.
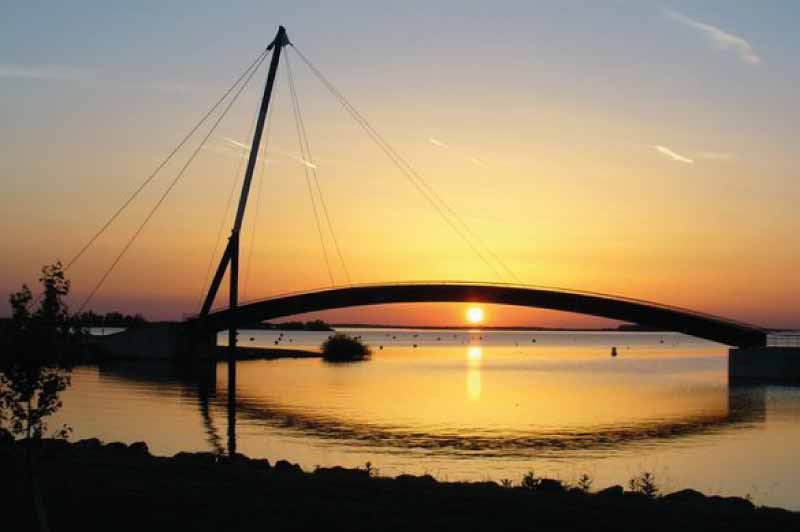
395, 474, 437, 485
663, 489, 707, 504
707, 496, 756, 512
314, 466, 370, 481
0, 429, 14, 446
129, 441, 149, 456
274, 460, 303, 475
230, 453, 251, 465
596, 485, 624, 497
536, 479, 565, 493
74, 438, 102, 449
173, 451, 218, 465
103, 442, 128, 453
250, 458, 271, 470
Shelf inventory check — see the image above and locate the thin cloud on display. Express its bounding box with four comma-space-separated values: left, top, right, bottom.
0, 64, 85, 80
222, 137, 317, 169
0, 63, 200, 95
428, 136, 491, 168
663, 9, 760, 65
654, 145, 694, 164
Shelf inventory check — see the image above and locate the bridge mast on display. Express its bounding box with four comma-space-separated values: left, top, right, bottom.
199, 26, 289, 454
200, 25, 289, 327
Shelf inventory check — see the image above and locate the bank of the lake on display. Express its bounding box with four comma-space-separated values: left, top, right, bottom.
3, 439, 798, 532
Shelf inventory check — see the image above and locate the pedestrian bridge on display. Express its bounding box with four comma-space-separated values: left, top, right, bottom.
190, 282, 768, 348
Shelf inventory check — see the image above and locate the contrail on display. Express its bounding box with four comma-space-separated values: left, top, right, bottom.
223, 137, 317, 168
654, 145, 694, 164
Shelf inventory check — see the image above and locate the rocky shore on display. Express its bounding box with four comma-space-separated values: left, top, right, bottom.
2, 438, 798, 531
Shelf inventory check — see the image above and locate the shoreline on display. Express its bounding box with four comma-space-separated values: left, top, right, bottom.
3, 438, 797, 531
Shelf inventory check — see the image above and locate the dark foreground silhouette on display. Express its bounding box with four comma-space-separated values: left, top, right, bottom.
2, 439, 798, 532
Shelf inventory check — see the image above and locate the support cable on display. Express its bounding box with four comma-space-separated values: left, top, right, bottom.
64, 48, 269, 274
285, 52, 352, 285
290, 46, 519, 283
286, 54, 335, 286
77, 51, 268, 313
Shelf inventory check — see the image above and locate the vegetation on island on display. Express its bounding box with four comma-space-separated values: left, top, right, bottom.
321, 333, 371, 362
257, 319, 333, 331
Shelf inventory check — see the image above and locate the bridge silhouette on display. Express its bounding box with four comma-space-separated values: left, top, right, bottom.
194, 282, 767, 348
77, 25, 791, 457
69, 26, 776, 354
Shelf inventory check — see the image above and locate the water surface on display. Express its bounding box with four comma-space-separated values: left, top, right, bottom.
53, 330, 800, 509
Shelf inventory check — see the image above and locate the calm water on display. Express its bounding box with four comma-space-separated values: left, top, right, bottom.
54, 329, 800, 509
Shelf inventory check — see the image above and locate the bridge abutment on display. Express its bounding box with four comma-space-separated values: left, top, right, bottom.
729, 347, 800, 383
90, 324, 217, 360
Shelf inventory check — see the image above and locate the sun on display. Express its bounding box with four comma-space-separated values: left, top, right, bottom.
466, 306, 484, 324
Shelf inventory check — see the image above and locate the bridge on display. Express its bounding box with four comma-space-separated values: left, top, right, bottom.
193, 282, 767, 348
73, 25, 795, 456
71, 25, 792, 391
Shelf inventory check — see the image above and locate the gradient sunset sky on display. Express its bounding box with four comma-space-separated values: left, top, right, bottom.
1, 1, 797, 328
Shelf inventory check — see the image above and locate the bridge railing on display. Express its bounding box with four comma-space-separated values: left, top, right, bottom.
767, 332, 800, 347
190, 280, 765, 332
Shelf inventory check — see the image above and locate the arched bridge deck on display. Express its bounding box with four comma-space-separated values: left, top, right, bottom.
188, 282, 767, 348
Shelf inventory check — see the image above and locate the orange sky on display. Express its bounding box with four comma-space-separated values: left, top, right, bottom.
2, 5, 798, 329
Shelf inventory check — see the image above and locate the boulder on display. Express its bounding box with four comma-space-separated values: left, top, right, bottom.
74, 438, 102, 449
313, 466, 370, 482
395, 474, 437, 485
103, 442, 128, 453
129, 441, 149, 456
173, 451, 218, 465
536, 479, 565, 493
274, 460, 303, 475
596, 485, 624, 497
707, 496, 755, 512
663, 489, 707, 505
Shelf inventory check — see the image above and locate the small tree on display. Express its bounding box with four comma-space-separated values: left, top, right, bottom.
628, 472, 660, 498
1, 262, 76, 532
521, 471, 542, 490
576, 474, 594, 493
321, 333, 371, 362
1, 262, 75, 441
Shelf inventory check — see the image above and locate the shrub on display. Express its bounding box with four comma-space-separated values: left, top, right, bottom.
628, 472, 660, 498
321, 333, 371, 362
576, 474, 594, 493
521, 471, 542, 490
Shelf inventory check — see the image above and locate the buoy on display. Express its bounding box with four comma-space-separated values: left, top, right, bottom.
611, 346, 618, 357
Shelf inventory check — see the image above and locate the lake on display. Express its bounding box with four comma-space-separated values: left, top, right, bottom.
54, 329, 800, 509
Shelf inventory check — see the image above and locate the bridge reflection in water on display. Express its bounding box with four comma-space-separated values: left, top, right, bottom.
91, 351, 771, 458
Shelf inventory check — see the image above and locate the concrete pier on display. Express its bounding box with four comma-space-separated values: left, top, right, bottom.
89, 324, 216, 360
729, 347, 800, 383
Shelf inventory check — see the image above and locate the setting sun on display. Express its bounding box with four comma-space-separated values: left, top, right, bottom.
466, 306, 484, 324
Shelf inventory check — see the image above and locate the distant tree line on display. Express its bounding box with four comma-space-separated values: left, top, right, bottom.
244, 319, 333, 331
73, 310, 147, 328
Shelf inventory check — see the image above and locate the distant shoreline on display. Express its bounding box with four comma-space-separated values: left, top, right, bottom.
327, 323, 660, 332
